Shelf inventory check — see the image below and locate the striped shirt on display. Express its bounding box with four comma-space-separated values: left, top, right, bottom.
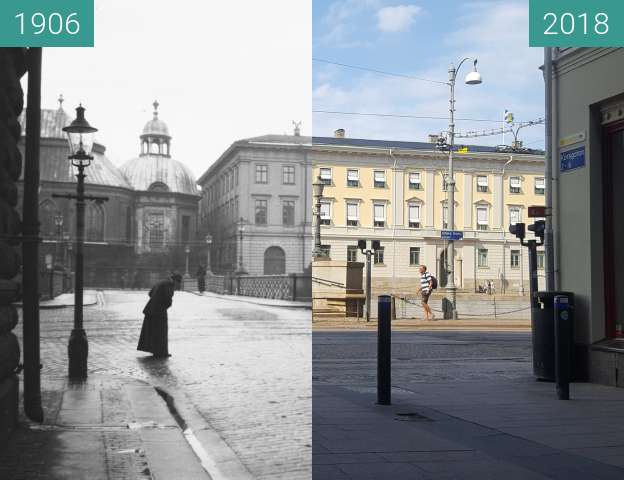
420, 272, 432, 294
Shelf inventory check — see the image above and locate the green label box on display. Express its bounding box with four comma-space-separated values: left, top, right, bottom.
530, 0, 624, 47
0, 0, 94, 47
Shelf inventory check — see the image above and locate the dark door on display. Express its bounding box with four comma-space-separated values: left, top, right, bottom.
264, 247, 286, 275
604, 123, 624, 338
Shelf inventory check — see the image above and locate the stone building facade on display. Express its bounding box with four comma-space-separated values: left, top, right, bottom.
311, 134, 546, 295
0, 48, 26, 449
198, 132, 313, 276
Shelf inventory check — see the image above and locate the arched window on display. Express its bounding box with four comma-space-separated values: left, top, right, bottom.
150, 141, 160, 154
264, 246, 286, 275
86, 203, 105, 241
148, 182, 169, 192
39, 200, 58, 238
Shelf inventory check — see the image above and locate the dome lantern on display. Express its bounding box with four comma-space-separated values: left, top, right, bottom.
140, 100, 171, 156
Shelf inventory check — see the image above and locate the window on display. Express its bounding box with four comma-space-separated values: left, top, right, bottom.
537, 251, 545, 269
374, 170, 386, 188
148, 213, 165, 248
478, 248, 488, 268
255, 199, 268, 225
346, 202, 359, 227
181, 215, 190, 243
320, 201, 331, 225
408, 204, 421, 228
373, 203, 385, 227
320, 245, 331, 257
255, 164, 268, 184
509, 207, 521, 225
509, 176, 521, 194
535, 177, 545, 195
86, 203, 105, 242
347, 169, 359, 187
319, 167, 332, 185
282, 165, 295, 185
347, 246, 358, 262
282, 200, 295, 226
409, 172, 421, 190
410, 247, 421, 266
477, 206, 488, 231
477, 175, 488, 193
442, 175, 450, 191
510, 250, 520, 268
374, 247, 385, 264
442, 204, 448, 229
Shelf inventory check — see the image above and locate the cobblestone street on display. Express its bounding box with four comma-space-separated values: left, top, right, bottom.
17, 290, 311, 480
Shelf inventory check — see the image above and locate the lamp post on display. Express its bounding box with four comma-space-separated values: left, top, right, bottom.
445, 58, 482, 319
53, 213, 63, 268
184, 245, 191, 278
235, 218, 247, 275
312, 176, 326, 258
55, 105, 102, 379
205, 234, 212, 273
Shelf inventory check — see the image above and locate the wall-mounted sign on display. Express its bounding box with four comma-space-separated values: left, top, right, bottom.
560, 146, 586, 173
441, 230, 463, 241
559, 131, 586, 148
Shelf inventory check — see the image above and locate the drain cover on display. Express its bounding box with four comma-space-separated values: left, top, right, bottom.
394, 412, 432, 422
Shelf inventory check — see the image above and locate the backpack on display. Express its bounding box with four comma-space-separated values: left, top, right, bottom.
430, 275, 438, 290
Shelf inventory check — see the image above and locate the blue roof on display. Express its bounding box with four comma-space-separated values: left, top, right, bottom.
312, 136, 542, 155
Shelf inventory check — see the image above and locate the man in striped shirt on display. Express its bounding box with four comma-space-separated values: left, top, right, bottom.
418, 265, 434, 321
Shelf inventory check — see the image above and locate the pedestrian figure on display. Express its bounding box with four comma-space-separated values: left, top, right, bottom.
196, 263, 206, 293
418, 265, 434, 321
171, 271, 182, 291
487, 280, 492, 295
137, 276, 175, 358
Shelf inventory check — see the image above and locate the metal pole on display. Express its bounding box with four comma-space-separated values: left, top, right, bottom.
377, 295, 391, 405
544, 47, 555, 292
554, 294, 571, 400
446, 65, 458, 318
239, 228, 243, 270
68, 164, 88, 379
366, 250, 372, 322
528, 240, 539, 309
313, 197, 322, 256
22, 47, 43, 422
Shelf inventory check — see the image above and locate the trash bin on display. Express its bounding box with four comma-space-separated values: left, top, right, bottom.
533, 291, 575, 381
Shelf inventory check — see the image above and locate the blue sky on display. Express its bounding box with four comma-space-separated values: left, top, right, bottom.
313, 0, 545, 149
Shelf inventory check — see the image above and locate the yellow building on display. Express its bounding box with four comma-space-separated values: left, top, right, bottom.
311, 134, 546, 295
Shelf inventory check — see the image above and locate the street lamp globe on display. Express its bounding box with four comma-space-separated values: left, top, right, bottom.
312, 176, 325, 200
464, 59, 483, 85
62, 105, 98, 159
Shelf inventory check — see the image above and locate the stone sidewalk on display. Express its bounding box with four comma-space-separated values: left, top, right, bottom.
313, 317, 530, 331
0, 375, 252, 480
314, 379, 624, 479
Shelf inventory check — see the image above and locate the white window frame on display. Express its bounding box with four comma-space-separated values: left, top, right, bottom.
442, 204, 448, 229
346, 202, 359, 226
510, 249, 520, 268
409, 247, 421, 266
476, 206, 489, 230
409, 172, 421, 190
535, 177, 545, 194
477, 175, 488, 192
408, 204, 421, 228
347, 169, 359, 187
320, 201, 331, 225
509, 206, 521, 225
478, 248, 489, 268
373, 203, 386, 227
509, 176, 521, 193
319, 167, 332, 185
374, 170, 386, 188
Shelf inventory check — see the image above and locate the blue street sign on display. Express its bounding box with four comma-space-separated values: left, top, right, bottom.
560, 146, 585, 173
441, 230, 463, 241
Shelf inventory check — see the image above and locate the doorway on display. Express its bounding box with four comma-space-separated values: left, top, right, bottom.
603, 122, 624, 338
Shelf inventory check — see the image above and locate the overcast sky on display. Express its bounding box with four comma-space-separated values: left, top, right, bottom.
29, 0, 311, 178
313, 0, 545, 150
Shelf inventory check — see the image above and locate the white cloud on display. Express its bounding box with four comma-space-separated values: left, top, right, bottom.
376, 5, 422, 33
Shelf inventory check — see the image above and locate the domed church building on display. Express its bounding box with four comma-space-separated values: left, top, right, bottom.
17, 98, 200, 290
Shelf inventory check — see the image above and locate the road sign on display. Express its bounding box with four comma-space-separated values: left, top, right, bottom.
560, 146, 585, 173
441, 230, 463, 241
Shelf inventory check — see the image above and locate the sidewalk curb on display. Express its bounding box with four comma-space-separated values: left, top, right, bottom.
187, 290, 312, 310
155, 385, 255, 480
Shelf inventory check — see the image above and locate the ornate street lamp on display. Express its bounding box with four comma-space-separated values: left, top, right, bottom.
312, 176, 326, 258
445, 59, 483, 319
55, 105, 104, 379
235, 218, 247, 275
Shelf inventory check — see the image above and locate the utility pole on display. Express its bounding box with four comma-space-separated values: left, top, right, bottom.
544, 47, 555, 291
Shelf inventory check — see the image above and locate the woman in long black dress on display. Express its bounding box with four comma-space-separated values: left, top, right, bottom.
137, 277, 175, 358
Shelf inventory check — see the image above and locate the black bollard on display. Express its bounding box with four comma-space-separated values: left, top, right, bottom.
377, 295, 392, 405
554, 295, 571, 400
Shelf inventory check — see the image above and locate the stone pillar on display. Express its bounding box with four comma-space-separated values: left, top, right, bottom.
0, 48, 26, 448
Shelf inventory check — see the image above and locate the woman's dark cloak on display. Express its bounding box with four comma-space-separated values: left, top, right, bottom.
137, 279, 174, 357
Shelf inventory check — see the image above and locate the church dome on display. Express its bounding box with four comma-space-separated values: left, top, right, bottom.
119, 155, 198, 195
119, 101, 198, 196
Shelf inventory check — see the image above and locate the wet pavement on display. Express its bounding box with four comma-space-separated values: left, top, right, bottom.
18, 290, 311, 480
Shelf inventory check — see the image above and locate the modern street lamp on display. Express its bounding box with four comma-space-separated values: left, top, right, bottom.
54, 105, 107, 379
312, 175, 326, 258
235, 218, 247, 275
446, 58, 482, 319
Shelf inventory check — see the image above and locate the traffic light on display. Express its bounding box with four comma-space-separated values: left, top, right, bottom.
371, 240, 381, 252
357, 239, 366, 253
509, 222, 525, 240
528, 220, 545, 239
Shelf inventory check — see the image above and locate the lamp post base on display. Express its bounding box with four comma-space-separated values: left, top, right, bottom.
68, 328, 88, 379
444, 285, 459, 319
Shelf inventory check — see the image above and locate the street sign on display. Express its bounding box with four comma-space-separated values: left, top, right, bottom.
560, 146, 585, 173
441, 230, 463, 241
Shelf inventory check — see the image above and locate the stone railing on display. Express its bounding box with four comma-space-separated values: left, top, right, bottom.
203, 273, 311, 302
